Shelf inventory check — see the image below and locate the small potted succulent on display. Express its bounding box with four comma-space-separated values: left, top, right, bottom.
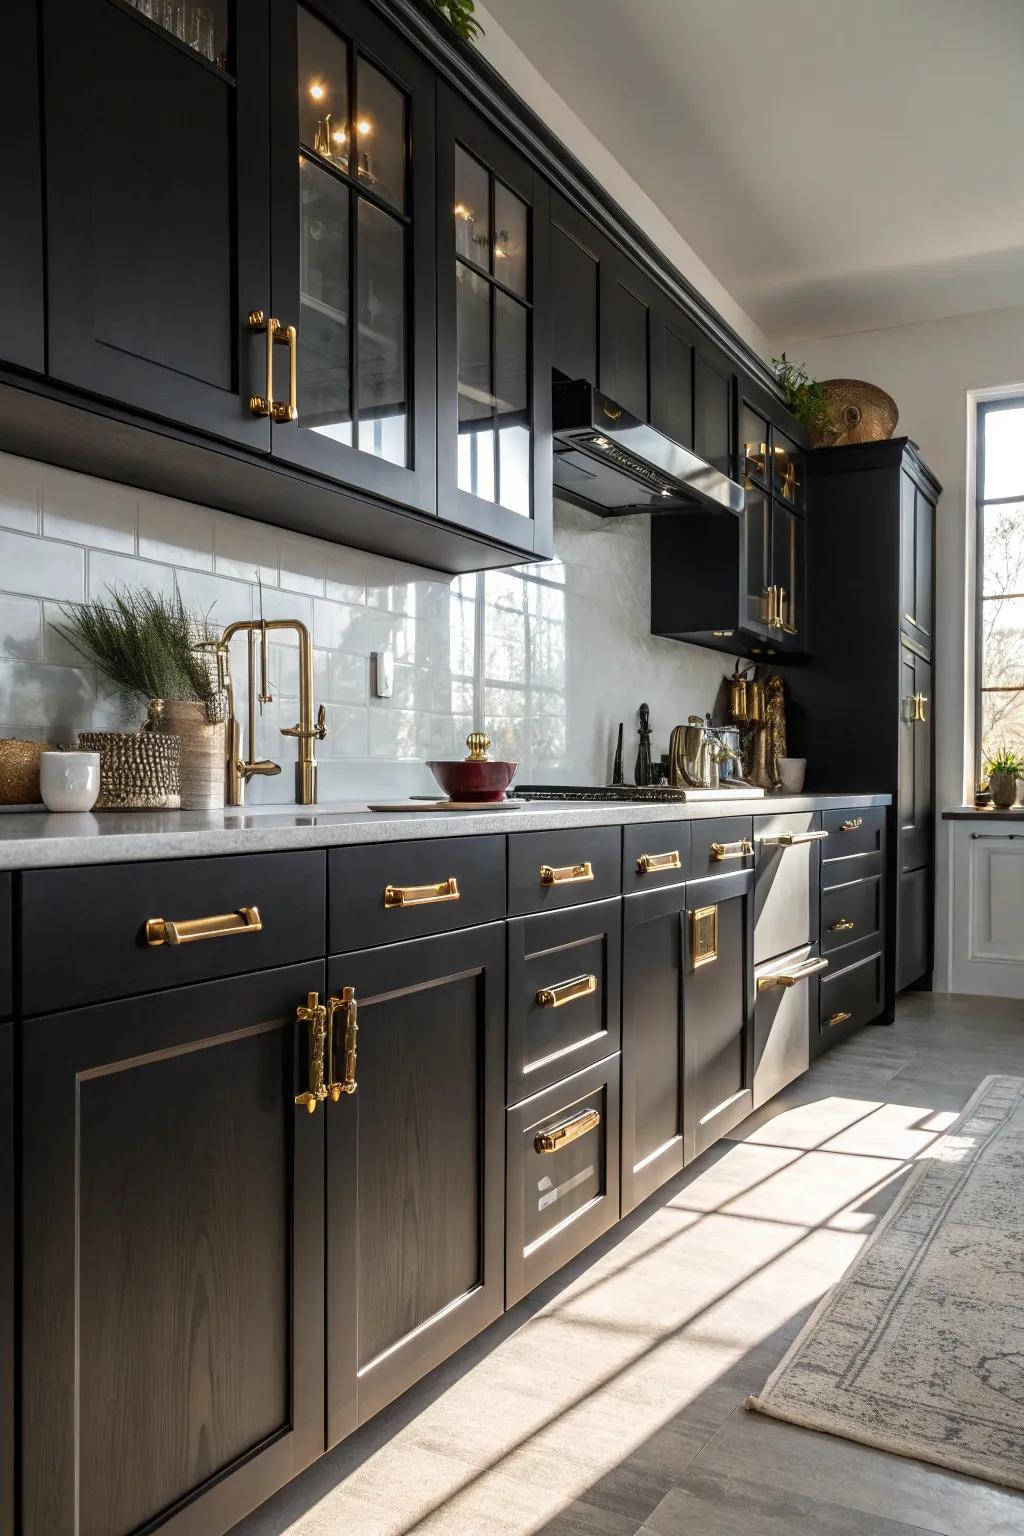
984, 746, 1023, 809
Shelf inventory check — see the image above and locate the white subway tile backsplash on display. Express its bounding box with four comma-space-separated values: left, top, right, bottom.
88, 550, 175, 601
41, 602, 85, 665
42, 465, 137, 552
324, 547, 366, 606
314, 599, 369, 655
258, 585, 313, 644
0, 528, 84, 602
330, 651, 366, 704
215, 512, 278, 585
138, 492, 215, 571
0, 452, 40, 533
0, 595, 41, 662
173, 567, 251, 630
279, 536, 327, 598
323, 704, 368, 758
0, 659, 94, 731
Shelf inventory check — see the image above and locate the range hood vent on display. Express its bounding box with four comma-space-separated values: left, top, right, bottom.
552, 378, 744, 517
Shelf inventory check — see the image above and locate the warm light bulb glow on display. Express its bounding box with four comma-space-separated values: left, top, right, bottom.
454, 203, 472, 220
309, 82, 325, 101
332, 129, 348, 144
357, 118, 372, 135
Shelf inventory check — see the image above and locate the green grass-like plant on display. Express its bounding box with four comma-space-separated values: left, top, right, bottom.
773, 353, 830, 436
985, 745, 1024, 777
53, 587, 220, 712
429, 0, 481, 42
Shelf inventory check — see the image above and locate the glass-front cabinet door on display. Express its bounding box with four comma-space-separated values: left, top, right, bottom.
268, 0, 436, 512
436, 87, 552, 559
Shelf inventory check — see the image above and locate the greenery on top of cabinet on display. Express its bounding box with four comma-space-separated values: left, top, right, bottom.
429, 0, 482, 42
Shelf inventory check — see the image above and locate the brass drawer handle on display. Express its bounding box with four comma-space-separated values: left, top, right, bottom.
824, 1010, 853, 1028
840, 817, 863, 832
540, 861, 594, 886
828, 918, 856, 932
295, 991, 328, 1115
757, 956, 829, 990
248, 311, 297, 422
534, 1108, 601, 1154
536, 974, 597, 1009
384, 877, 460, 908
710, 839, 752, 861
691, 904, 719, 967
327, 986, 358, 1101
760, 830, 829, 847
637, 849, 682, 874
145, 905, 262, 946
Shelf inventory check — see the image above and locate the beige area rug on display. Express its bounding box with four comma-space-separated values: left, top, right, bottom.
747, 1074, 1024, 1489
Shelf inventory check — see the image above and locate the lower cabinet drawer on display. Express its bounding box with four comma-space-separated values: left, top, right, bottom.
508, 826, 621, 915
821, 874, 882, 956
822, 806, 885, 859
329, 835, 505, 951
819, 949, 884, 1037
506, 1055, 620, 1306
507, 898, 621, 1103
690, 817, 754, 879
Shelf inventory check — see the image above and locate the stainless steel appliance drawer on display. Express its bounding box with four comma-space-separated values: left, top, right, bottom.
506, 1054, 620, 1305
753, 943, 827, 1107
507, 898, 621, 1104
753, 812, 827, 964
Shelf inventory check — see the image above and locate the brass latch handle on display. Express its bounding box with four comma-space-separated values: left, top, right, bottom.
828, 917, 856, 932
839, 817, 863, 832
776, 586, 798, 635
915, 693, 929, 723
536, 974, 597, 1009
326, 986, 358, 1101
637, 849, 682, 874
539, 862, 594, 886
295, 991, 328, 1114
710, 839, 753, 861
384, 877, 460, 908
534, 1108, 601, 1154
282, 704, 328, 741
760, 830, 829, 848
824, 1010, 853, 1027
145, 905, 262, 946
248, 311, 298, 423
757, 956, 829, 990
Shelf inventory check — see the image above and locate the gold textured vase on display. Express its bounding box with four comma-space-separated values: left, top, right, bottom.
814, 380, 899, 447
159, 700, 226, 810
0, 738, 50, 804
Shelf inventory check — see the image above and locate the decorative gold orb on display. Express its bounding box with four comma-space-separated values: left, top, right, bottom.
814, 379, 899, 447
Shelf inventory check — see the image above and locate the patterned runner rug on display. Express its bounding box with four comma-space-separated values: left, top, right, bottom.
747, 1074, 1024, 1489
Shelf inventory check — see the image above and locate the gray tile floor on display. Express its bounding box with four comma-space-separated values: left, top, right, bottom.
232, 991, 1024, 1536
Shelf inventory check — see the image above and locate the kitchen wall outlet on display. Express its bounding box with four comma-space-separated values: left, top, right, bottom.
372, 649, 394, 698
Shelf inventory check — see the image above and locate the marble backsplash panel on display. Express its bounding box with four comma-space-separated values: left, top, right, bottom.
0, 451, 743, 801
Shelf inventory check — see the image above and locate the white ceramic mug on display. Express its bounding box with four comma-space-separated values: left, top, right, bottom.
39, 750, 100, 813
777, 756, 807, 794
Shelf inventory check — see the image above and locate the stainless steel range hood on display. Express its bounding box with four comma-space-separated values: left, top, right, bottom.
552, 378, 744, 516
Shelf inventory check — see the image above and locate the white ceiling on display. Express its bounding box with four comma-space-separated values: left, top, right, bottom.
483, 0, 1024, 341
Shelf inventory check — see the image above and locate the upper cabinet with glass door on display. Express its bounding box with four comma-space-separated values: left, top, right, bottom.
436, 88, 552, 560
267, 0, 437, 514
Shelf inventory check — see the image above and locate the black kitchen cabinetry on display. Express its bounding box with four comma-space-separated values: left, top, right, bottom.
21, 962, 327, 1536
1, 874, 10, 1536
1, 2, 44, 373
685, 870, 755, 1156
43, 0, 273, 452
788, 439, 939, 1007
436, 87, 553, 555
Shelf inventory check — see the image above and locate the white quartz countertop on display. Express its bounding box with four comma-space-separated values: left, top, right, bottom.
0, 793, 891, 870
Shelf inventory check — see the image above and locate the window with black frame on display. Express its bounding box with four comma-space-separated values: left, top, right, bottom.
977, 397, 1024, 776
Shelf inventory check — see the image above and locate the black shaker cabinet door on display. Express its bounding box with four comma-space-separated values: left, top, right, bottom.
21, 961, 326, 1536
684, 870, 754, 1158
1, 0, 44, 373
326, 923, 506, 1444
43, 0, 273, 450
0, 1021, 10, 1536
436, 86, 552, 558
267, 0, 437, 514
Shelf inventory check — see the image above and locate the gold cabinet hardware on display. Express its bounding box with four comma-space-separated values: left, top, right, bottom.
824, 1010, 852, 1028
828, 918, 856, 932
326, 986, 358, 1101
840, 817, 863, 832
145, 905, 262, 947
757, 956, 829, 990
536, 973, 597, 1009
295, 991, 328, 1114
248, 311, 298, 423
765, 584, 780, 628
637, 849, 682, 874
710, 839, 752, 861
690, 904, 719, 968
760, 830, 829, 848
534, 1107, 601, 1154
915, 693, 929, 723
383, 876, 460, 908
777, 586, 798, 636
539, 861, 594, 886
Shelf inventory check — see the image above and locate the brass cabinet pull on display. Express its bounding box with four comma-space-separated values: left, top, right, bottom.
710, 839, 753, 861
295, 991, 328, 1114
145, 905, 262, 946
760, 830, 829, 848
757, 955, 829, 990
637, 849, 682, 874
384, 877, 460, 908
534, 1107, 601, 1154
248, 311, 297, 422
824, 1010, 853, 1028
539, 861, 594, 886
840, 817, 863, 832
536, 973, 597, 1009
326, 986, 358, 1101
915, 693, 928, 723
691, 903, 719, 967
777, 587, 798, 635
828, 917, 856, 932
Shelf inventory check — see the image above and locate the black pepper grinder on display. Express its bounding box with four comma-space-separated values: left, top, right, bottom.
635, 702, 653, 786
611, 722, 624, 785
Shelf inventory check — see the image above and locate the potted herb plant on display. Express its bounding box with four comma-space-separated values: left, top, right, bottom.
54, 587, 227, 810
984, 747, 1023, 809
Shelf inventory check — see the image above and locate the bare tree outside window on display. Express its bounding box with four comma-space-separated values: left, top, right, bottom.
977, 399, 1024, 774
